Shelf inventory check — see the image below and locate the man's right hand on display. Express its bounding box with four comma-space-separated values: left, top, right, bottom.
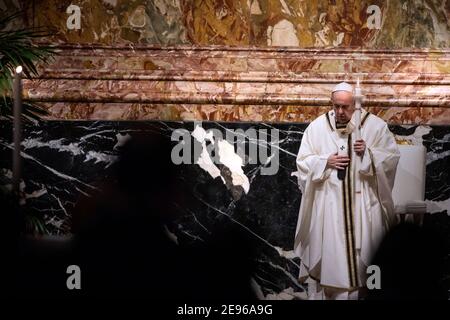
327, 153, 350, 170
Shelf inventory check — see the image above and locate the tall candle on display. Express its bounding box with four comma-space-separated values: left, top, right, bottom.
12, 65, 23, 195
354, 78, 363, 194
354, 78, 362, 141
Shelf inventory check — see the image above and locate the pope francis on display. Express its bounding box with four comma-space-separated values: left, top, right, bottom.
293, 82, 400, 300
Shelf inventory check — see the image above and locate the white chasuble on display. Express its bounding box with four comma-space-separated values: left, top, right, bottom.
293, 109, 400, 293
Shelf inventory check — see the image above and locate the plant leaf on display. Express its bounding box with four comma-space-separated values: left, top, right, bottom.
0, 10, 56, 122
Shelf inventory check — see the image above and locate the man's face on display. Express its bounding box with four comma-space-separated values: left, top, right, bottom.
332, 91, 355, 124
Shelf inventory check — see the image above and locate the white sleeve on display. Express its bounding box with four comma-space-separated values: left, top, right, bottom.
295, 126, 333, 193
359, 123, 400, 218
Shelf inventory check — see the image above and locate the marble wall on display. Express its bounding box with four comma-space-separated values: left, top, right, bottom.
3, 0, 449, 48
1, 0, 449, 298
0, 120, 449, 298
1, 0, 448, 124
23, 45, 450, 124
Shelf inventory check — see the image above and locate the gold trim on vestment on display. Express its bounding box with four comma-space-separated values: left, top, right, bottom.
326, 112, 334, 131
343, 133, 358, 288
361, 112, 371, 127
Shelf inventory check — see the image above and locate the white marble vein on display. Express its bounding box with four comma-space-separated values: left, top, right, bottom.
197, 196, 300, 269
0, 141, 97, 190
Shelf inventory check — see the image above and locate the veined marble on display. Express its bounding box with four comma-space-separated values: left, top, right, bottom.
4, 0, 448, 48
2, 1, 448, 124
0, 120, 449, 299
18, 45, 450, 124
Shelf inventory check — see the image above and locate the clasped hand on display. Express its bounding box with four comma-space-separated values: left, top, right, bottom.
326, 139, 366, 170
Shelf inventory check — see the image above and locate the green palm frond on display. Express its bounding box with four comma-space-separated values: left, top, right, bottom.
25, 213, 50, 235
1, 96, 49, 123
0, 11, 56, 122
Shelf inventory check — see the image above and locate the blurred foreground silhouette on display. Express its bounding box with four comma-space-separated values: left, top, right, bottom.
6, 133, 258, 300
366, 222, 447, 300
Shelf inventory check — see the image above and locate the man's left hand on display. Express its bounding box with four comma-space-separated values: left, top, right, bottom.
354, 139, 366, 156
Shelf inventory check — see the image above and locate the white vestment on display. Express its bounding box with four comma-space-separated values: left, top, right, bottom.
293, 109, 400, 298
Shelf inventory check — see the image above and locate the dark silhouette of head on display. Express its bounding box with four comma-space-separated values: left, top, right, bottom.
367, 222, 447, 300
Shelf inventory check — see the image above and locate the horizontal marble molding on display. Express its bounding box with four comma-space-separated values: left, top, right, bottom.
24, 90, 449, 107
36, 71, 450, 86
34, 43, 450, 54
38, 103, 450, 125
24, 44, 450, 123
